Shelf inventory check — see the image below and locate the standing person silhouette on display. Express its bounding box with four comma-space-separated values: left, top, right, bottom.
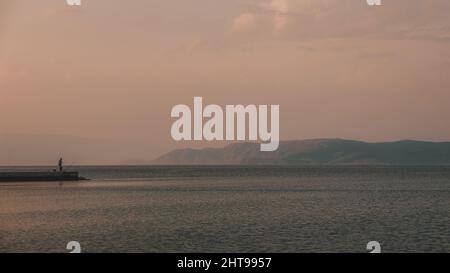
59, 158, 63, 172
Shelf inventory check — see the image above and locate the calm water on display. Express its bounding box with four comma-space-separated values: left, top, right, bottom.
0, 166, 449, 253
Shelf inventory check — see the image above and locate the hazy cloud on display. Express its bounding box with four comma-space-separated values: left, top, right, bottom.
231, 0, 450, 41
232, 13, 260, 32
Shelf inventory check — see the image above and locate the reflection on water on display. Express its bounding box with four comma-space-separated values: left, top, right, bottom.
1, 166, 449, 253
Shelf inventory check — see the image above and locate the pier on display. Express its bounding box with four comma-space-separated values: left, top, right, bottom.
0, 171, 87, 182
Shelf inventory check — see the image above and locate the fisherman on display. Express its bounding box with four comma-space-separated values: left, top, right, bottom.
59, 158, 63, 172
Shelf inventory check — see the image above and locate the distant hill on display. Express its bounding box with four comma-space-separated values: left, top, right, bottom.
154, 139, 450, 165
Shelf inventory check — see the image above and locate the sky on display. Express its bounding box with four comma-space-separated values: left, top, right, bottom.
1, 0, 450, 164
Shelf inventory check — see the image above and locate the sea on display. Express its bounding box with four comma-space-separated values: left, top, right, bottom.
0, 166, 449, 253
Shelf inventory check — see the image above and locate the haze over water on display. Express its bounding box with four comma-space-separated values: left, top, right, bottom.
1, 166, 449, 253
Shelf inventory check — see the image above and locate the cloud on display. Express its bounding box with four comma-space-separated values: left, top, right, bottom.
232, 13, 259, 32
269, 0, 289, 31
231, 0, 450, 41
231, 0, 291, 33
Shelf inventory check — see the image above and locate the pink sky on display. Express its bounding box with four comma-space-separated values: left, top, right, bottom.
1, 0, 450, 164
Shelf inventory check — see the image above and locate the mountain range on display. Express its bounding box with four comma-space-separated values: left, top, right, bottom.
154, 139, 450, 165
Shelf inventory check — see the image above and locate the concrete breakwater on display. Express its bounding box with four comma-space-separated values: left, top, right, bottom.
0, 171, 87, 182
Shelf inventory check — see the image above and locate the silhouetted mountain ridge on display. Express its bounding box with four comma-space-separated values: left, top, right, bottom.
155, 139, 450, 165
